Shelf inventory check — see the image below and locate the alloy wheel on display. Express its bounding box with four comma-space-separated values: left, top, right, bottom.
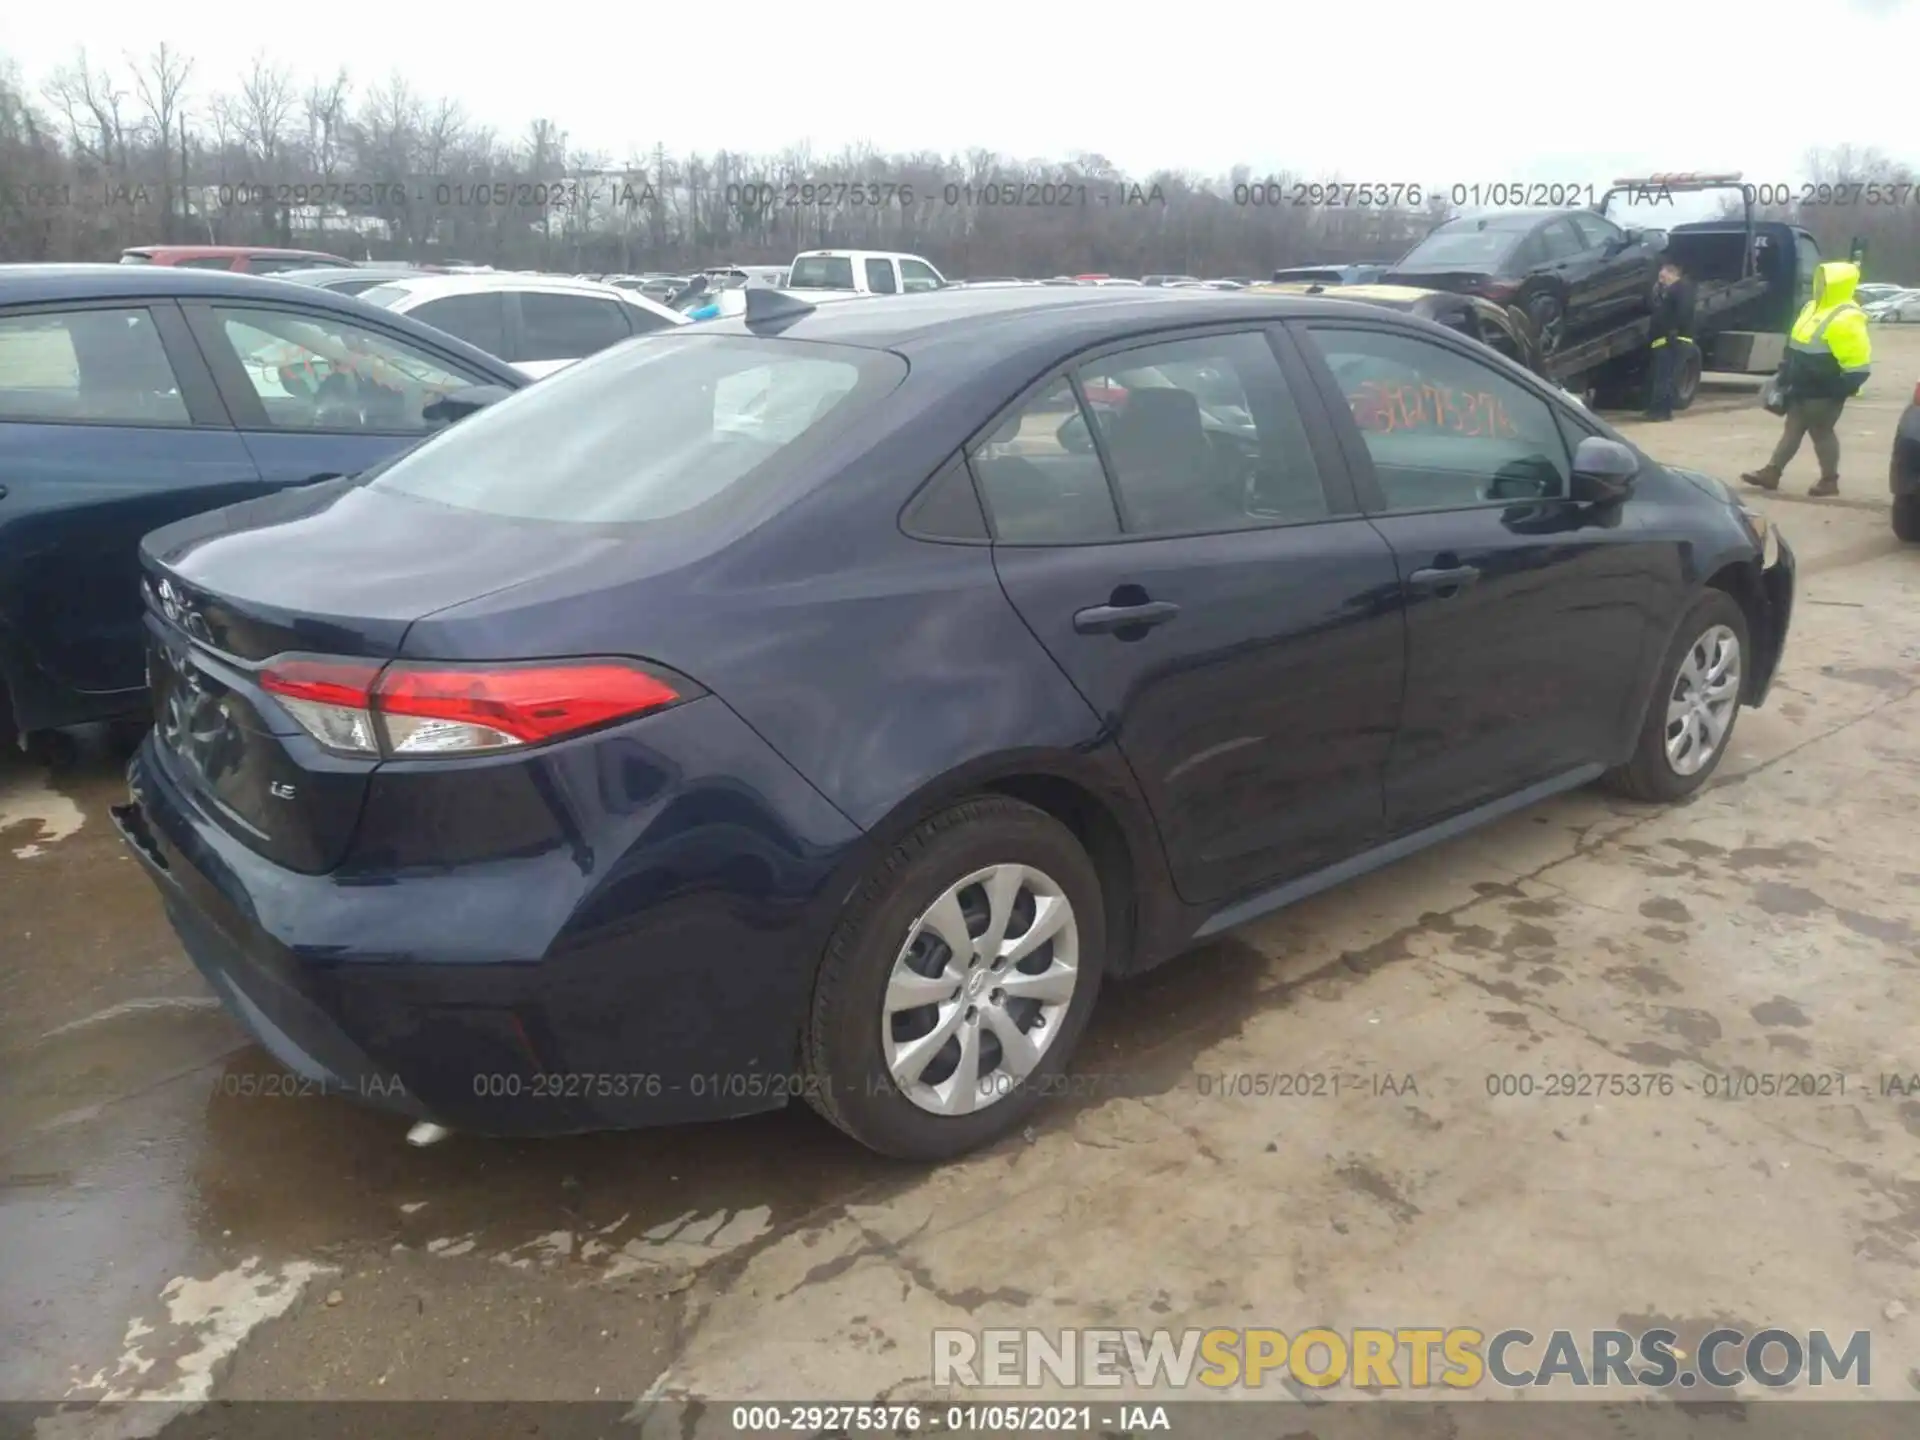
882, 863, 1080, 1116
1665, 624, 1742, 776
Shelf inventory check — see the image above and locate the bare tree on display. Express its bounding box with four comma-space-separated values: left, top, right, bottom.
130, 43, 193, 240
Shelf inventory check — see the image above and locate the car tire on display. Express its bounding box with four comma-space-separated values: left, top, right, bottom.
1672, 345, 1702, 411
802, 794, 1106, 1161
1603, 589, 1751, 803
1524, 290, 1567, 357
1894, 493, 1920, 543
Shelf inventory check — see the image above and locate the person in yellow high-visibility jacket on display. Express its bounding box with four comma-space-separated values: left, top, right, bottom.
1741, 261, 1873, 497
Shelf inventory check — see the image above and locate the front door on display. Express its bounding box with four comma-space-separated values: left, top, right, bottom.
1291, 319, 1664, 834
183, 299, 510, 488
976, 327, 1407, 907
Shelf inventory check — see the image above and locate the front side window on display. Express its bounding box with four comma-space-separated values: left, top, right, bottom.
0, 307, 188, 425
1568, 211, 1622, 251
370, 334, 903, 523
213, 306, 487, 432
1305, 326, 1569, 510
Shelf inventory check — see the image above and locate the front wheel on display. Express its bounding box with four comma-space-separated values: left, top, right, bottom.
802, 795, 1106, 1160
1524, 290, 1567, 357
1894, 492, 1920, 543
1603, 590, 1750, 803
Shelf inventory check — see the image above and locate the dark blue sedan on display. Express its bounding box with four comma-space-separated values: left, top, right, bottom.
0, 264, 524, 749
113, 286, 1795, 1160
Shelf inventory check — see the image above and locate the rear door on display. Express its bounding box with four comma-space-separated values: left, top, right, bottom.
1532, 216, 1607, 339
1291, 318, 1666, 833
979, 325, 1407, 907
181, 298, 510, 491
0, 300, 257, 705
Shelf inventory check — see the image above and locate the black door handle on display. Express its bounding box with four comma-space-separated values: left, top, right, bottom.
1408, 565, 1481, 594
302, 472, 345, 484
1073, 599, 1181, 635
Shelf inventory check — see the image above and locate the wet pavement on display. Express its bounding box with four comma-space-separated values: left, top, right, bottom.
3, 338, 1919, 1425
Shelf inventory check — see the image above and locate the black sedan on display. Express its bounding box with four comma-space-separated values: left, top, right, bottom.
115, 286, 1794, 1161
1386, 208, 1667, 358
1894, 380, 1920, 542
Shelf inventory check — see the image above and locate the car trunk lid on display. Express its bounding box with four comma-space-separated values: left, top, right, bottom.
138, 479, 627, 873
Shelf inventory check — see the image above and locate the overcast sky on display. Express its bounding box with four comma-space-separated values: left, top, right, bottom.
3, 0, 1915, 195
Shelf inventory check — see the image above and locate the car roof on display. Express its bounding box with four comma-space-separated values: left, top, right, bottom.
0, 263, 526, 384
275, 266, 431, 285
363, 272, 649, 301
696, 285, 1429, 357
0, 263, 387, 305
123, 245, 351, 260
1251, 282, 1440, 307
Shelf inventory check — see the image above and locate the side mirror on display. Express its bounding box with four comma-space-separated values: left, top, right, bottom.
1057, 411, 1094, 453
423, 384, 513, 426
1570, 435, 1640, 504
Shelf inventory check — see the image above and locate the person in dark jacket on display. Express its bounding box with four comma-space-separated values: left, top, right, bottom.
1741, 260, 1873, 497
1643, 261, 1696, 421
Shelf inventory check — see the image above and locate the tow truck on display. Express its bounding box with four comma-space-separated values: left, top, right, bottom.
1546, 172, 1821, 411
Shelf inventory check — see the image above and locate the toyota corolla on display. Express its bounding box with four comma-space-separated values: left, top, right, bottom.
114, 286, 1794, 1161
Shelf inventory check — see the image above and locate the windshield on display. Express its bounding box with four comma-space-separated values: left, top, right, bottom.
1399, 224, 1526, 268
788, 255, 857, 290
369, 334, 907, 523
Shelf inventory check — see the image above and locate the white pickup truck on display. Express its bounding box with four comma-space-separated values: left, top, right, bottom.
787, 249, 946, 296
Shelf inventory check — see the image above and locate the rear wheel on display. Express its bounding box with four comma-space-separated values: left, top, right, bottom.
1603, 589, 1749, 802
1894, 492, 1920, 543
1671, 344, 1702, 411
802, 795, 1105, 1161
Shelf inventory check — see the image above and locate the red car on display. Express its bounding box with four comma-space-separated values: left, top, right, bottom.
119, 245, 356, 275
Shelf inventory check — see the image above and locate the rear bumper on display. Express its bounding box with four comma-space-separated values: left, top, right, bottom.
1748, 532, 1796, 708
114, 697, 864, 1136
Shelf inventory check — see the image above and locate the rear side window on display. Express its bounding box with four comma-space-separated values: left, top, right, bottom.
518, 293, 633, 361
408, 293, 509, 356
0, 308, 189, 425
864, 259, 899, 294
968, 377, 1120, 543
789, 255, 856, 289
369, 335, 906, 523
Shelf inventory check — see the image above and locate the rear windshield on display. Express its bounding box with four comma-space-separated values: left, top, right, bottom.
1400, 225, 1525, 267
369, 334, 907, 523
788, 255, 857, 290
356, 284, 408, 309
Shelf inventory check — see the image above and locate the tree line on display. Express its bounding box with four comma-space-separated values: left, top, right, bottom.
3, 49, 1919, 282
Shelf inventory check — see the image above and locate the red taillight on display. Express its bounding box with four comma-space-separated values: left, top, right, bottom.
378, 664, 682, 746
260, 657, 692, 757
